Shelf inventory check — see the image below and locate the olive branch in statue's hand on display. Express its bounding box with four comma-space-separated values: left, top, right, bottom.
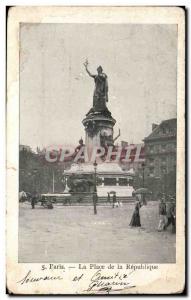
83, 59, 89, 68
84, 59, 94, 78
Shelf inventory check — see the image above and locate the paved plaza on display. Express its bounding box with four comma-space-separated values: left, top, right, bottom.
19, 201, 176, 263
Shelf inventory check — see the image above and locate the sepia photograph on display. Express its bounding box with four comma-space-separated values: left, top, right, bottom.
19, 22, 177, 263
7, 6, 185, 294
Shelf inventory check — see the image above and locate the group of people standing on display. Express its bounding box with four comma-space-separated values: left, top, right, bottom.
30, 192, 54, 209
158, 195, 176, 233
107, 192, 122, 208
29, 190, 176, 233
129, 193, 176, 233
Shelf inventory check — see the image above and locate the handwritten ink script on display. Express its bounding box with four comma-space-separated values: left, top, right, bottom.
16, 263, 160, 294
85, 269, 136, 294
17, 270, 63, 285
17, 268, 136, 294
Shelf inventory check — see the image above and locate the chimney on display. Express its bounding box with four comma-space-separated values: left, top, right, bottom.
152, 123, 158, 131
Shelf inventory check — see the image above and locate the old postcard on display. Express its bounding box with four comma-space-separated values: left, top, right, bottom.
7, 6, 185, 294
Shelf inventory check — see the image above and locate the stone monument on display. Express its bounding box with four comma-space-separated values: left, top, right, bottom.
82, 60, 116, 155
65, 61, 135, 199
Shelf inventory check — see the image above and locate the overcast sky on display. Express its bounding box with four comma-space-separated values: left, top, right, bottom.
20, 23, 177, 150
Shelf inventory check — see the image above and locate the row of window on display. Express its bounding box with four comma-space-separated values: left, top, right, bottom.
147, 157, 176, 168
97, 177, 132, 186
147, 142, 176, 153
149, 166, 167, 174
148, 157, 167, 163
160, 126, 175, 135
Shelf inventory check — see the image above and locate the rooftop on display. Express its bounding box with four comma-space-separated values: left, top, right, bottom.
65, 162, 135, 175
144, 118, 177, 142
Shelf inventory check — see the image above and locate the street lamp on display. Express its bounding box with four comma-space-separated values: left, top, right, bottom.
62, 168, 65, 187
162, 168, 167, 196
93, 160, 97, 190
141, 163, 145, 188
141, 163, 146, 204
93, 160, 98, 215
32, 168, 38, 193
154, 176, 161, 200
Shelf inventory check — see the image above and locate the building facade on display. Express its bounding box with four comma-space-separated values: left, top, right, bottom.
120, 141, 145, 172
143, 118, 177, 196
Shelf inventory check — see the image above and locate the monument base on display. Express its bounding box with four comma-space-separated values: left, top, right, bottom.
65, 162, 135, 197
82, 109, 116, 152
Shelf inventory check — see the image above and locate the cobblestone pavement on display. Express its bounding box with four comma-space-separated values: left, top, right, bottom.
19, 201, 176, 263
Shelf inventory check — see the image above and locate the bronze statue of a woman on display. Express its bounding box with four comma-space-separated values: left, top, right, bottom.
84, 59, 109, 114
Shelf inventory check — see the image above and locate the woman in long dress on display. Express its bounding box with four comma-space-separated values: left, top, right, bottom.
129, 200, 142, 227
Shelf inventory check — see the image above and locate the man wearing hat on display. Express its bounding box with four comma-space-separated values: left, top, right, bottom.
164, 197, 176, 233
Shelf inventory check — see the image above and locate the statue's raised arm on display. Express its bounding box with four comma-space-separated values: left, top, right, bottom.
84, 60, 110, 116
83, 59, 95, 78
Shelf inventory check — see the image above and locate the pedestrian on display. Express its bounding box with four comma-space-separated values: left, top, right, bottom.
41, 195, 45, 206
31, 191, 37, 209
47, 199, 53, 209
107, 192, 111, 203
157, 196, 167, 231
164, 197, 176, 233
93, 191, 97, 214
129, 199, 142, 227
136, 193, 145, 206
142, 194, 147, 205
114, 201, 119, 208
171, 200, 176, 233
112, 192, 117, 208
119, 201, 123, 207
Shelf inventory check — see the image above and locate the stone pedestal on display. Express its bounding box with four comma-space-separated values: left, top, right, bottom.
82, 110, 116, 158
64, 105, 135, 199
